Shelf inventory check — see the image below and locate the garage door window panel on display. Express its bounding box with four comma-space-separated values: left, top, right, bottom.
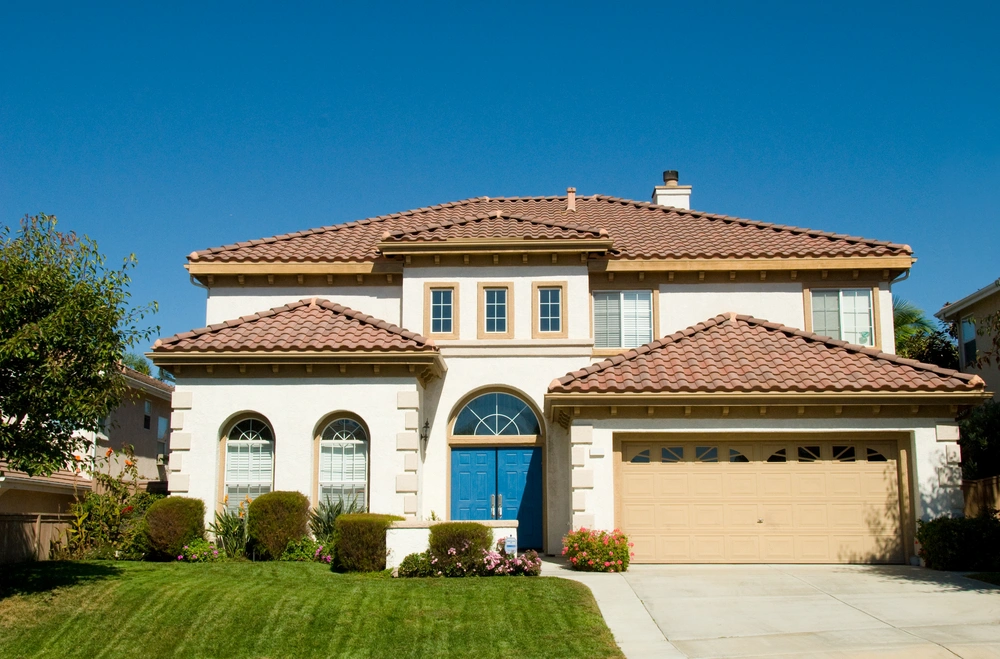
797, 446, 822, 463
661, 446, 683, 463
834, 445, 856, 462
729, 448, 750, 463
695, 446, 718, 463
766, 448, 787, 463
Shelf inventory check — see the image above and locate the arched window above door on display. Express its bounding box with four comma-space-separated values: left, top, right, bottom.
453, 392, 541, 436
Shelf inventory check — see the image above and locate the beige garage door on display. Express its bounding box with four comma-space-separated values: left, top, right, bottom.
620, 440, 903, 564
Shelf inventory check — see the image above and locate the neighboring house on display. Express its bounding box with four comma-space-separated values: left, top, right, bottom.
936, 277, 1000, 399
150, 172, 989, 564
0, 367, 173, 514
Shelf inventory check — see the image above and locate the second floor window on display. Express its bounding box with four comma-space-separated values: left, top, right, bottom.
485, 288, 508, 333
431, 288, 453, 334
538, 287, 562, 333
962, 316, 977, 366
594, 291, 653, 348
811, 289, 874, 346
143, 400, 152, 430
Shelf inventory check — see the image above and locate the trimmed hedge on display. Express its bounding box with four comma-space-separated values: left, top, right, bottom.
335, 513, 403, 572
247, 491, 310, 559
428, 522, 493, 557
917, 511, 1000, 571
145, 496, 205, 559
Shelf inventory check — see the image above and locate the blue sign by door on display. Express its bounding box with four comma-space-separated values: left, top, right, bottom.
451, 447, 543, 549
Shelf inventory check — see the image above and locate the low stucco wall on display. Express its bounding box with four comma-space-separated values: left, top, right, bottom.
386, 520, 519, 569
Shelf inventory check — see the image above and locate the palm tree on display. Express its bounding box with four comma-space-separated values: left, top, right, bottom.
893, 295, 934, 346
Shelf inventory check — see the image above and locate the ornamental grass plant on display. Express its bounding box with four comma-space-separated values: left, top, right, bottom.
208, 497, 250, 559
562, 528, 632, 572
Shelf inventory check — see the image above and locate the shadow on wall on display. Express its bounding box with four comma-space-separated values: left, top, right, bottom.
920, 448, 965, 520
0, 561, 124, 600
837, 462, 904, 564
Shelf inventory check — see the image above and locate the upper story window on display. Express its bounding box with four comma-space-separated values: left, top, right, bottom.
424, 282, 459, 340
811, 288, 874, 346
533, 282, 567, 339
143, 400, 152, 430
594, 291, 653, 348
961, 316, 977, 366
478, 283, 513, 339
157, 416, 168, 440
431, 289, 454, 334
224, 418, 273, 509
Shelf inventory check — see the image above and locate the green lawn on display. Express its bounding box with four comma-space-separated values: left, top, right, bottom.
0, 561, 622, 659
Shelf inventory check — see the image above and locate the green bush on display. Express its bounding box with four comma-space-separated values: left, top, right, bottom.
177, 538, 225, 562
398, 550, 434, 577
960, 401, 1000, 480
247, 491, 310, 560
335, 513, 403, 572
144, 497, 205, 560
917, 511, 1000, 571
280, 536, 333, 564
562, 528, 632, 572
426, 522, 493, 575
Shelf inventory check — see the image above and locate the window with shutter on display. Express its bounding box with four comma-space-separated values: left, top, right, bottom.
224, 418, 274, 510
319, 418, 368, 508
594, 291, 652, 348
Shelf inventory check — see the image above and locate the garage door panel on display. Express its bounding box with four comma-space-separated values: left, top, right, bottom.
620, 440, 903, 564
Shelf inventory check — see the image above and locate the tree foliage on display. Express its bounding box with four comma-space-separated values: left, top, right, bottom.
121, 353, 152, 376
893, 295, 958, 370
0, 215, 156, 475
959, 401, 1000, 480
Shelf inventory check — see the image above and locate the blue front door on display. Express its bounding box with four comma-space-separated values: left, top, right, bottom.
451, 447, 543, 549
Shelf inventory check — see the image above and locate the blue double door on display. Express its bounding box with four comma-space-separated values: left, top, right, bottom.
451, 447, 543, 549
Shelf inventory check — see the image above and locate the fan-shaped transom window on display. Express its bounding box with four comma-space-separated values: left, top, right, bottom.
453, 392, 541, 436
319, 418, 368, 507
225, 418, 273, 510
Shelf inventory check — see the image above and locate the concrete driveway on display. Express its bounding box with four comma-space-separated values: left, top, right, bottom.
624, 564, 1000, 658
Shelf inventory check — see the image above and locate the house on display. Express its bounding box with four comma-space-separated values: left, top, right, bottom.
936, 277, 1000, 399
0, 367, 173, 515
149, 172, 989, 564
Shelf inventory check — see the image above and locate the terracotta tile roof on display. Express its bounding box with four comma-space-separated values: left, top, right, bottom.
152, 299, 436, 353
122, 367, 174, 395
379, 212, 608, 243
188, 195, 912, 264
549, 314, 983, 395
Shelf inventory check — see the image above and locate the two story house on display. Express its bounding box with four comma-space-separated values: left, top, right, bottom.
150, 172, 988, 564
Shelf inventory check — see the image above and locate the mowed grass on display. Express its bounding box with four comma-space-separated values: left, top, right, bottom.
0, 560, 622, 659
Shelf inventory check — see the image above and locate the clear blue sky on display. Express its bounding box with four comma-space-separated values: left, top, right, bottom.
2, 1, 997, 350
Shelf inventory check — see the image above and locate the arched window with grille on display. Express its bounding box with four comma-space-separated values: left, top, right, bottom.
453, 391, 541, 437
318, 417, 368, 507
224, 418, 273, 509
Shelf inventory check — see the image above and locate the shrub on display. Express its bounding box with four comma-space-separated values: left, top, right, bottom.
335, 513, 403, 572
398, 551, 435, 577
562, 528, 632, 572
247, 491, 310, 560
209, 498, 250, 559
281, 536, 333, 564
397, 538, 541, 578
917, 511, 1000, 571
482, 538, 542, 576
177, 538, 224, 562
145, 496, 205, 559
426, 522, 493, 576
309, 497, 365, 546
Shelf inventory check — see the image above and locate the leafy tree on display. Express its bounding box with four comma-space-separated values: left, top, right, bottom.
973, 310, 1000, 370
959, 401, 1000, 480
893, 295, 958, 369
121, 352, 152, 376
0, 215, 156, 476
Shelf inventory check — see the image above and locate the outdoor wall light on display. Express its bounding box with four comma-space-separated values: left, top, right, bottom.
419, 420, 430, 448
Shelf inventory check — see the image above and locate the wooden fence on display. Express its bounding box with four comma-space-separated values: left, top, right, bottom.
0, 513, 72, 564
963, 476, 1000, 517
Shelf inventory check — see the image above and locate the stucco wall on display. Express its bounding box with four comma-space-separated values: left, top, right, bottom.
660, 282, 805, 335
956, 292, 1000, 398
205, 285, 402, 326
569, 416, 962, 534
167, 376, 421, 524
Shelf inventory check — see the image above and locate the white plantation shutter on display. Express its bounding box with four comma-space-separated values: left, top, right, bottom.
594, 292, 621, 348
225, 419, 274, 510
622, 291, 653, 347
319, 419, 368, 507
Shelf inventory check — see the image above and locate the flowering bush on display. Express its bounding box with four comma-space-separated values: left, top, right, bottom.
397, 538, 541, 578
177, 538, 225, 562
280, 536, 334, 564
562, 528, 632, 572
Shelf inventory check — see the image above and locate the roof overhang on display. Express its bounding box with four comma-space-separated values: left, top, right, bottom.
186, 261, 402, 276
148, 349, 446, 383
544, 389, 991, 422
936, 277, 1000, 321
377, 237, 614, 257
593, 255, 915, 273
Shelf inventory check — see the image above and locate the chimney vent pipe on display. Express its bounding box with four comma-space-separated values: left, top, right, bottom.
662, 170, 679, 186
566, 187, 576, 212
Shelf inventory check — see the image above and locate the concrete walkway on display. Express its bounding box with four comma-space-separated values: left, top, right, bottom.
542, 557, 685, 658
544, 559, 1000, 658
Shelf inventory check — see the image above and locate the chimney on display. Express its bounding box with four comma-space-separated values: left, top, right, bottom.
566, 187, 576, 212
651, 170, 692, 209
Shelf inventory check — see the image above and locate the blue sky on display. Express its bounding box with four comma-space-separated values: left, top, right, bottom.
2, 1, 997, 350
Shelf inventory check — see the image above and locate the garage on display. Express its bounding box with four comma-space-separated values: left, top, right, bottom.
618, 439, 904, 564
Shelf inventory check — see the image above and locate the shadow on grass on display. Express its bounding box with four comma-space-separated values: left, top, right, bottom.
0, 561, 124, 600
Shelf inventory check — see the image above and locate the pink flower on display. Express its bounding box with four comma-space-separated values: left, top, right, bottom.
177, 555, 183, 560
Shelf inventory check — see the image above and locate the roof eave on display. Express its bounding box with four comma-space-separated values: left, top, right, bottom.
936, 278, 1000, 321
377, 238, 614, 256
593, 255, 915, 273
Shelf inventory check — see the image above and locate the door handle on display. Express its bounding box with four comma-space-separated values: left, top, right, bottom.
497, 494, 503, 519
491, 494, 496, 519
